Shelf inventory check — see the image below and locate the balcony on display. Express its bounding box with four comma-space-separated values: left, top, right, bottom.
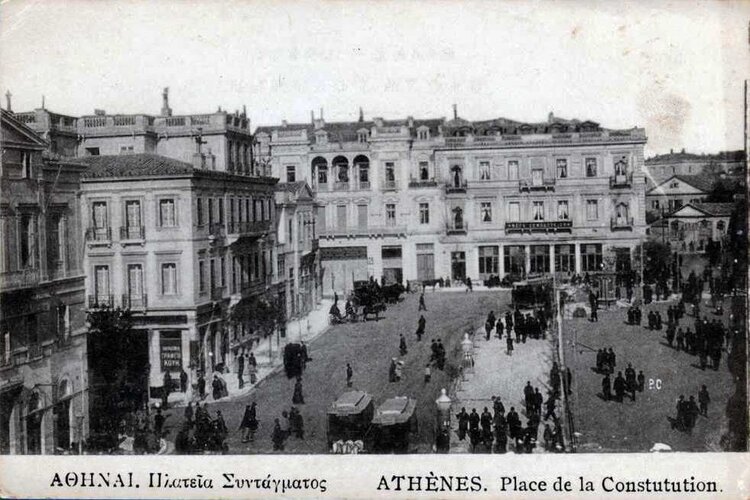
445, 221, 468, 235
122, 294, 148, 310
319, 225, 408, 239
239, 279, 267, 297
210, 286, 225, 301
409, 178, 438, 189
445, 180, 468, 194
86, 226, 112, 243
356, 181, 371, 190
1, 268, 42, 291
120, 225, 145, 241
88, 294, 115, 308
382, 180, 398, 191
227, 220, 271, 245
208, 223, 225, 240
505, 220, 573, 234
519, 178, 556, 192
334, 181, 350, 191
27, 344, 42, 361
610, 216, 634, 231
312, 182, 328, 192
609, 172, 633, 188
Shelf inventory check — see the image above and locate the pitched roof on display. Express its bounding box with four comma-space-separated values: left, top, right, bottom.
1, 109, 48, 149
691, 202, 735, 217
275, 181, 308, 193
673, 174, 717, 193
78, 153, 194, 179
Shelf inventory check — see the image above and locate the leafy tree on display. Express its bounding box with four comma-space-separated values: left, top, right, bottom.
229, 292, 285, 338
636, 241, 672, 285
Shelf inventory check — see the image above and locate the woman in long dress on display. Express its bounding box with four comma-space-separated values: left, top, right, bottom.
292, 377, 305, 404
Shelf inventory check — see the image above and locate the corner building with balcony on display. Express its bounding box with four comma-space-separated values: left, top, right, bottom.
1, 110, 88, 454
255, 110, 647, 292
78, 153, 278, 398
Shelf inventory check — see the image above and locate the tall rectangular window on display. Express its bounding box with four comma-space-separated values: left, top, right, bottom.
582, 243, 603, 272
357, 204, 368, 228
94, 265, 110, 298
557, 200, 569, 220
286, 166, 296, 183
586, 199, 599, 220
161, 263, 177, 295
385, 162, 396, 185
532, 201, 544, 221
336, 205, 347, 229
92, 201, 108, 228
125, 200, 141, 228
385, 204, 396, 226
419, 203, 430, 224
218, 199, 224, 225
159, 199, 176, 227
127, 264, 143, 297
209, 259, 216, 290
419, 161, 430, 180
480, 202, 492, 223
208, 199, 215, 226
556, 159, 568, 178
508, 160, 519, 180
585, 158, 598, 177
220, 257, 226, 287
478, 246, 499, 275
198, 260, 206, 292
197, 199, 204, 226
508, 202, 520, 222
479, 161, 491, 180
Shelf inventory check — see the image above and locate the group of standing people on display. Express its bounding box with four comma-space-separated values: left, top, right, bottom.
672, 387, 710, 434
175, 402, 228, 453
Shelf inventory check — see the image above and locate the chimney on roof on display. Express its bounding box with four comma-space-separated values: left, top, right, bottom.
310, 110, 314, 124
670, 149, 673, 154
94, 109, 106, 116
242, 105, 247, 117
358, 107, 364, 123
161, 87, 172, 117
41, 95, 46, 110
452, 104, 457, 120
282, 120, 288, 128
4, 90, 11, 112
319, 107, 324, 121
548, 111, 554, 123
681, 148, 685, 154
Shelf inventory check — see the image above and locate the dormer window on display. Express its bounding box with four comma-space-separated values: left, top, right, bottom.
315, 131, 328, 145
357, 129, 368, 143
417, 127, 429, 141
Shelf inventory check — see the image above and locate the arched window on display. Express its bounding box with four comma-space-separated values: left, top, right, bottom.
26, 392, 43, 454
332, 156, 349, 185
311, 157, 328, 188
353, 155, 369, 189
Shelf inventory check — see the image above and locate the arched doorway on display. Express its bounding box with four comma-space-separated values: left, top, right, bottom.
54, 380, 71, 453
26, 392, 42, 454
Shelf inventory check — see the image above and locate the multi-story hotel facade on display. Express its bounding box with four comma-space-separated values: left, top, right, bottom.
256, 110, 648, 295
78, 153, 279, 398
1, 110, 89, 454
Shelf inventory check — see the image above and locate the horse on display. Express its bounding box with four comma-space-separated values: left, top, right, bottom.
362, 302, 386, 321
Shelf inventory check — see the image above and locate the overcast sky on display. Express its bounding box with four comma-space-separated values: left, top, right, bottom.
1, 0, 748, 156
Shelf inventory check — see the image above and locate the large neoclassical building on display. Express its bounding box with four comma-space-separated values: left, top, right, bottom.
255, 109, 647, 294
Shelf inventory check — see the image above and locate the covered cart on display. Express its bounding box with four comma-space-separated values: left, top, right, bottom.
326, 391, 374, 450
370, 396, 418, 453
511, 277, 553, 311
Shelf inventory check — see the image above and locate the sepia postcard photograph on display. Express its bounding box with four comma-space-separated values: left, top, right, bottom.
0, 0, 748, 498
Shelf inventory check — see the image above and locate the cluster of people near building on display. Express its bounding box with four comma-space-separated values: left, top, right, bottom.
173, 403, 228, 453
672, 388, 710, 434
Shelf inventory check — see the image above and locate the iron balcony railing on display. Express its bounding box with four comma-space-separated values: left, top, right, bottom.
1, 268, 42, 290
445, 180, 468, 193
227, 220, 271, 235
120, 225, 145, 240
445, 221, 468, 235
609, 172, 633, 188
122, 294, 148, 310
409, 178, 438, 188
519, 178, 556, 192
85, 227, 112, 242
88, 294, 115, 308
505, 220, 573, 233
610, 216, 634, 230
383, 180, 398, 191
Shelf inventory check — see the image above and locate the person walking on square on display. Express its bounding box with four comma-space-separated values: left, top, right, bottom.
534, 387, 543, 415
180, 368, 188, 393
237, 352, 245, 389
676, 328, 685, 351
292, 376, 305, 404
456, 408, 469, 441
496, 317, 504, 339
543, 395, 556, 420
466, 276, 473, 293
625, 363, 637, 401
399, 334, 408, 356
602, 373, 611, 401
506, 334, 514, 356
416, 315, 426, 341
162, 371, 172, 408
240, 403, 258, 442
272, 418, 285, 451
418, 292, 427, 311
184, 402, 194, 428
346, 363, 353, 388
613, 372, 626, 403
197, 372, 206, 399
698, 385, 710, 416
424, 363, 431, 384
523, 381, 534, 415
637, 370, 645, 392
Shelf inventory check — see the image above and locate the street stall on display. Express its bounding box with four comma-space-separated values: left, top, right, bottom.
370, 396, 418, 453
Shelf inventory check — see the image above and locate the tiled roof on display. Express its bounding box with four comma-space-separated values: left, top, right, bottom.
275, 181, 307, 193
646, 150, 745, 164
673, 174, 717, 193
78, 153, 194, 179
692, 202, 735, 217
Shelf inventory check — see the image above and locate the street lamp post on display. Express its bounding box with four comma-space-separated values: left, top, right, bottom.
435, 388, 452, 453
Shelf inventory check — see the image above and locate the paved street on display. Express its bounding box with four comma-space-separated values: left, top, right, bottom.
164, 290, 508, 453
563, 300, 734, 452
